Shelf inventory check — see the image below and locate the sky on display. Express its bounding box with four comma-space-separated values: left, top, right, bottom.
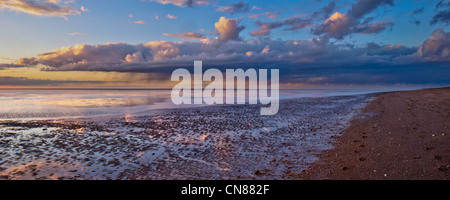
0, 0, 449, 89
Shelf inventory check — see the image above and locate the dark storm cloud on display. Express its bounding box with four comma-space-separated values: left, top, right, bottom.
10, 2, 450, 87
17, 28, 448, 74
0, 76, 105, 86
412, 7, 424, 15
312, 0, 394, 39
435, 0, 450, 9
250, 17, 313, 36
311, 1, 337, 20
281, 62, 450, 85
348, 0, 394, 19
410, 7, 424, 26
149, 0, 210, 7
430, 10, 450, 25
250, 21, 285, 36
0, 63, 25, 70
431, 0, 450, 25
217, 1, 251, 14
418, 28, 450, 60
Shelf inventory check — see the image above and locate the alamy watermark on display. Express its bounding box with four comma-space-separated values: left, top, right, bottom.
171, 61, 279, 115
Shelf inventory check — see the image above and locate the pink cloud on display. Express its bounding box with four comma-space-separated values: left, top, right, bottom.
214, 17, 245, 43
0, 0, 82, 18
163, 32, 206, 40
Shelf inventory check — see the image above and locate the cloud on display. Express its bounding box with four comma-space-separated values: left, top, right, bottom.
12, 38, 449, 86
435, 0, 450, 9
144, 41, 180, 61
0, 56, 14, 61
17, 43, 144, 68
282, 17, 314, 31
410, 7, 424, 26
0, 0, 82, 18
348, 0, 394, 19
0, 63, 25, 69
417, 28, 450, 60
250, 17, 312, 36
14, 37, 318, 73
163, 32, 206, 40
11, 1, 450, 86
356, 21, 394, 34
412, 7, 424, 15
248, 0, 393, 39
250, 21, 284, 36
249, 11, 282, 20
15, 17, 247, 72
17, 57, 39, 65
3, 1, 450, 86
312, 12, 354, 39
66, 32, 87, 36
217, 1, 250, 14
260, 45, 270, 54
16, 34, 417, 74
0, 76, 104, 86
430, 10, 450, 25
287, 64, 450, 85
430, 0, 450, 25
166, 13, 177, 19
214, 16, 245, 43
264, 11, 282, 19
134, 20, 146, 24
311, 1, 336, 20
149, 0, 210, 7
312, 0, 394, 39
80, 6, 88, 12
366, 42, 416, 57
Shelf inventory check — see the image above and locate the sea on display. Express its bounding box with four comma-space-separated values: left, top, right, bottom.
0, 88, 410, 119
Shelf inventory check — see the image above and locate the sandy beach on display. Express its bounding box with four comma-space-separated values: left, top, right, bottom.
297, 87, 450, 180
0, 88, 448, 180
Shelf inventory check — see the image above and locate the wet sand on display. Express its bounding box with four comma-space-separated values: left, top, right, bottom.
297, 87, 450, 180
0, 95, 372, 180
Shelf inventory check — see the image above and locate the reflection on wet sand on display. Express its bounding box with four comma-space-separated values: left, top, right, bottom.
0, 90, 171, 119
45, 97, 166, 108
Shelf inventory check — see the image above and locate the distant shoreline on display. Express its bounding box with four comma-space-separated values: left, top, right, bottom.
296, 87, 450, 180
